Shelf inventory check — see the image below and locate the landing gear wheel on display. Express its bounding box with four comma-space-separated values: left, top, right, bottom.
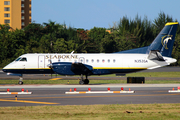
84, 79, 89, 84
79, 80, 84, 84
18, 81, 23, 85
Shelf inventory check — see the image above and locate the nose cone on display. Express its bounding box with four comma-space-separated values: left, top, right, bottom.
2, 66, 8, 72
2, 62, 14, 73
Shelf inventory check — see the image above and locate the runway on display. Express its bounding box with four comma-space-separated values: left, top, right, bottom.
0, 67, 180, 107
0, 84, 180, 107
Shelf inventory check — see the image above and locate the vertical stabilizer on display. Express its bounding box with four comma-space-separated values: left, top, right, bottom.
147, 22, 178, 57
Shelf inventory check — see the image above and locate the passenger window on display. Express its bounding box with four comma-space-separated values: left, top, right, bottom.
108, 59, 110, 63
86, 59, 88, 63
91, 59, 94, 63
80, 59, 83, 63
102, 59, 105, 63
20, 57, 27, 61
97, 59, 99, 63
113, 59, 116, 63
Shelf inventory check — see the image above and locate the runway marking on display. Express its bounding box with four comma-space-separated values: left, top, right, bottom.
2, 93, 180, 100
0, 99, 59, 104
49, 78, 62, 80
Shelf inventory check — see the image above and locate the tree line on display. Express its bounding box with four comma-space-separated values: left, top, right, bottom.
0, 12, 180, 68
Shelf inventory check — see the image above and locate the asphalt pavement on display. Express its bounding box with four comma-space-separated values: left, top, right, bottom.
0, 84, 180, 107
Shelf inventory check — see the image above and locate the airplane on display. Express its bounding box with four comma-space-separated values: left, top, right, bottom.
2, 22, 178, 85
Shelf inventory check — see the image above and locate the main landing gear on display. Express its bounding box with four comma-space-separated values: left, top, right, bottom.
18, 76, 23, 85
79, 74, 89, 84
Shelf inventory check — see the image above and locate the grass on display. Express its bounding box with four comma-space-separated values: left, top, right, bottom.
127, 72, 180, 77
0, 103, 180, 120
0, 71, 180, 85
1, 79, 180, 85
0, 71, 180, 84
54, 71, 180, 77
0, 80, 180, 85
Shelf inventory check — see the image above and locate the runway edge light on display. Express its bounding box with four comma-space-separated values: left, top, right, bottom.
168, 87, 180, 93
88, 88, 91, 92
178, 87, 180, 91
107, 87, 110, 92
21, 88, 24, 92
121, 87, 124, 91
65, 88, 135, 94
74, 88, 77, 92
7, 88, 10, 93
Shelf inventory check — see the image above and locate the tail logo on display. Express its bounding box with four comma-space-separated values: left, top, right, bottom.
161, 35, 173, 49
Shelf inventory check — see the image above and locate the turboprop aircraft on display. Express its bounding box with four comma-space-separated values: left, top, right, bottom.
2, 22, 178, 85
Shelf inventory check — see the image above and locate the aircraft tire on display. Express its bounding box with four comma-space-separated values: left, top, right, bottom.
84, 79, 89, 84
18, 81, 23, 85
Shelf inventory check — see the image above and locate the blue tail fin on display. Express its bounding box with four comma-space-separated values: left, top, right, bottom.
148, 22, 178, 57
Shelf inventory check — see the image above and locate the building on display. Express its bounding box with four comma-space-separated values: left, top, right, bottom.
0, 0, 31, 29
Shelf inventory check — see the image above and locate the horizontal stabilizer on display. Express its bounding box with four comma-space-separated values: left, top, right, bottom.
148, 50, 165, 61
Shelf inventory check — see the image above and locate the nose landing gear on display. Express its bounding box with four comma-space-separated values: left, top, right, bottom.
18, 76, 23, 85
79, 74, 89, 84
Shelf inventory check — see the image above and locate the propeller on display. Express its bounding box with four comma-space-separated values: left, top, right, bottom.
47, 59, 53, 78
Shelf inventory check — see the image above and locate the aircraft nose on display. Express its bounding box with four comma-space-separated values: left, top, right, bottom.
2, 65, 9, 72
2, 68, 6, 72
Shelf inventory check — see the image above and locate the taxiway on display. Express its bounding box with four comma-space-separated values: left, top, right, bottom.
0, 84, 180, 107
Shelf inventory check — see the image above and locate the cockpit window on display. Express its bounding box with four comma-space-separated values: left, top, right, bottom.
15, 57, 22, 61
20, 57, 27, 61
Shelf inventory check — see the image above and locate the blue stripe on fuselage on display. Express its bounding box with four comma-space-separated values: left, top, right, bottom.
3, 68, 146, 75
2, 69, 53, 74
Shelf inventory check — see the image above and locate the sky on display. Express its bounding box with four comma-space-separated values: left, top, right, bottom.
32, 0, 180, 30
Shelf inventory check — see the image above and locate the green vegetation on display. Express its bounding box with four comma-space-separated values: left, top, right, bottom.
127, 71, 180, 77
91, 71, 180, 77
0, 72, 180, 84
0, 12, 180, 68
1, 79, 180, 85
0, 104, 180, 120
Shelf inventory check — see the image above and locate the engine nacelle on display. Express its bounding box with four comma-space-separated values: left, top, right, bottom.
51, 62, 74, 75
51, 62, 93, 75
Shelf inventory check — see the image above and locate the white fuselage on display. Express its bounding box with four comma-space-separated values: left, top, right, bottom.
3, 53, 176, 75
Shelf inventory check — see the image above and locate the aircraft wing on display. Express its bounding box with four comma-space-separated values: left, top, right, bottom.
50, 62, 93, 75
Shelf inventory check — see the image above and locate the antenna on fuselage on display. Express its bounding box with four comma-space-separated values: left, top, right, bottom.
71, 51, 74, 54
